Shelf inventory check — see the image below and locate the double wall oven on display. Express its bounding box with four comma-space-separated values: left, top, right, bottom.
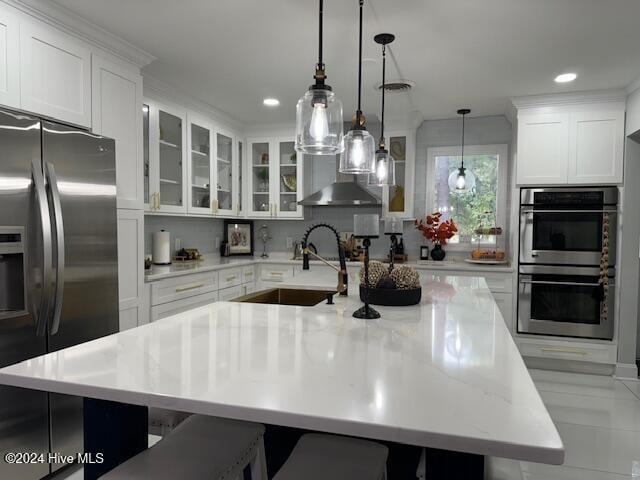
518, 187, 617, 340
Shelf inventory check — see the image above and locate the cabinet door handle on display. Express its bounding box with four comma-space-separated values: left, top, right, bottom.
270, 271, 283, 276
245, 272, 253, 277
226, 275, 237, 282
175, 283, 205, 293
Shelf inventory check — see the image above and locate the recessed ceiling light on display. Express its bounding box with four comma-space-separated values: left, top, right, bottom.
263, 98, 280, 107
555, 73, 577, 83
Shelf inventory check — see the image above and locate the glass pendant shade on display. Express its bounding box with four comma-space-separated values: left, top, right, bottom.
448, 166, 476, 193
340, 128, 375, 173
295, 87, 344, 154
368, 149, 395, 186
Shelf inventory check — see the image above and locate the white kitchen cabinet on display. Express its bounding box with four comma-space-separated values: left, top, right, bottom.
382, 130, 416, 219
186, 112, 214, 215
92, 56, 144, 209
214, 128, 240, 216
19, 20, 91, 127
0, 4, 19, 109
516, 113, 570, 185
515, 100, 626, 186
117, 209, 144, 330
218, 285, 243, 302
492, 292, 514, 332
145, 98, 188, 214
568, 110, 625, 184
150, 290, 219, 322
246, 137, 303, 219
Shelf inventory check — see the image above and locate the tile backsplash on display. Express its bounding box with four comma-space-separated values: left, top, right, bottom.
144, 215, 223, 255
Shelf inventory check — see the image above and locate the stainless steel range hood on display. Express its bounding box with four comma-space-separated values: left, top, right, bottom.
298, 155, 381, 206
299, 181, 381, 206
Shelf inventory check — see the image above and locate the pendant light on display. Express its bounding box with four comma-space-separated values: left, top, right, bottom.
368, 33, 395, 186
447, 108, 476, 194
295, 0, 344, 155
339, 0, 375, 174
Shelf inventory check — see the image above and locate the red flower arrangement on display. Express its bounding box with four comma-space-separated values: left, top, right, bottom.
414, 212, 458, 246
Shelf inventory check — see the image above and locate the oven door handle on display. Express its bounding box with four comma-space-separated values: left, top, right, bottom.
519, 279, 601, 287
520, 208, 617, 214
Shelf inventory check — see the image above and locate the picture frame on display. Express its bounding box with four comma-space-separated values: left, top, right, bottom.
224, 220, 254, 256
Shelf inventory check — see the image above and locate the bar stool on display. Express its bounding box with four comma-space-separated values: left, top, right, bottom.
274, 433, 388, 480
100, 415, 267, 480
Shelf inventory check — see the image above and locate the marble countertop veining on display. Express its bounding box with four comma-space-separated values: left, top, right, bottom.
144, 253, 514, 282
0, 271, 562, 465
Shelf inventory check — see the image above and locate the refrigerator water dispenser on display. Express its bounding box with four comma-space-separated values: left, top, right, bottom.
0, 227, 26, 318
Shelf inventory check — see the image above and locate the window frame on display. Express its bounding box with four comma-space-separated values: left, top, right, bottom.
425, 144, 509, 251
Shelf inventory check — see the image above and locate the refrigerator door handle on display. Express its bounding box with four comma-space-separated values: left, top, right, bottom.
45, 162, 65, 336
32, 159, 53, 336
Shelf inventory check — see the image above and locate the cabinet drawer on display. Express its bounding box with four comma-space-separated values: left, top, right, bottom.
242, 265, 256, 284
150, 271, 218, 306
516, 338, 616, 364
219, 267, 242, 289
150, 290, 219, 322
261, 265, 294, 282
218, 285, 244, 302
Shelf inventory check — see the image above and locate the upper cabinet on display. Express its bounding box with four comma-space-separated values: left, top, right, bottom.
0, 5, 19, 109
246, 137, 303, 219
215, 129, 239, 216
145, 98, 188, 214
92, 56, 143, 209
186, 113, 214, 215
568, 110, 625, 184
382, 130, 415, 218
515, 96, 625, 186
20, 21, 92, 127
516, 113, 570, 185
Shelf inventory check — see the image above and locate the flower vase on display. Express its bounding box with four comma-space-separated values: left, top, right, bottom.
430, 244, 446, 261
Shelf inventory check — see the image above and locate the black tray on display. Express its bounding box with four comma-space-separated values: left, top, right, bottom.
359, 285, 422, 306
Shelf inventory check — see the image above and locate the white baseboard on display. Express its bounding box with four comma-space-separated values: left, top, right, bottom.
615, 362, 639, 379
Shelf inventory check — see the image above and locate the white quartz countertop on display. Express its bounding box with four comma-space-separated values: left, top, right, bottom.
0, 272, 562, 465
145, 253, 514, 282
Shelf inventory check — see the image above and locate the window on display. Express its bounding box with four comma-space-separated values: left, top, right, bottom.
426, 144, 508, 247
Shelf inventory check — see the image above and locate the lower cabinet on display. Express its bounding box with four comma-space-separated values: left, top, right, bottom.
150, 291, 219, 322
117, 209, 144, 331
218, 285, 243, 302
144, 266, 258, 323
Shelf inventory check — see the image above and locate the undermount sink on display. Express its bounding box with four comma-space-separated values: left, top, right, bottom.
233, 288, 337, 307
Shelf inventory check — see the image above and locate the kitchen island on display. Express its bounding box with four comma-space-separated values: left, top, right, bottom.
0, 272, 562, 478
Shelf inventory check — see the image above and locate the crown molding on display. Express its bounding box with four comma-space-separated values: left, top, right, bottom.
143, 75, 245, 133
511, 89, 626, 110
2, 0, 155, 68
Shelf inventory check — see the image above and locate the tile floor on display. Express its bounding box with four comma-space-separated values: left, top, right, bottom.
487, 369, 640, 479
54, 370, 640, 479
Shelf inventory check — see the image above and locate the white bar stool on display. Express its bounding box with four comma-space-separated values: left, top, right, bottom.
100, 415, 267, 480
274, 433, 388, 480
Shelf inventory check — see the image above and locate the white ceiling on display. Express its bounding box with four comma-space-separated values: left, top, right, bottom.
55, 0, 640, 127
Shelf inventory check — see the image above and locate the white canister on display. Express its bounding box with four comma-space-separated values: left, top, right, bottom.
152, 230, 171, 265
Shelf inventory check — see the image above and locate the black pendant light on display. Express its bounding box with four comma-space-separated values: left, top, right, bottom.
368, 33, 395, 186
448, 108, 476, 194
340, 0, 375, 174
295, 0, 344, 155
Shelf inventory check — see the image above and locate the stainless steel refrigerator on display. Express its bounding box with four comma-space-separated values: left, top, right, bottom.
0, 108, 119, 478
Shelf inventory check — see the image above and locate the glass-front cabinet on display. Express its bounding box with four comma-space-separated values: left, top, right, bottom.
382, 130, 415, 219
276, 140, 303, 218
246, 137, 303, 219
248, 139, 272, 217
145, 98, 188, 214
215, 130, 237, 216
186, 113, 213, 215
